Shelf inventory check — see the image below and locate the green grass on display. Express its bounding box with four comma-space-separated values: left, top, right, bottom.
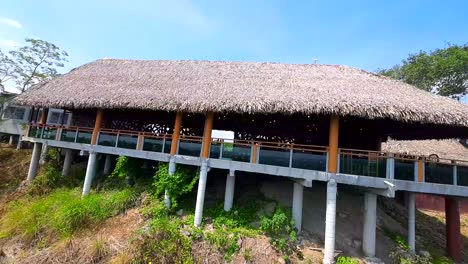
336, 256, 360, 264
0, 188, 138, 240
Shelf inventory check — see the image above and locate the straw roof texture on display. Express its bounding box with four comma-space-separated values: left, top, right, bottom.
14, 59, 468, 127
382, 139, 468, 161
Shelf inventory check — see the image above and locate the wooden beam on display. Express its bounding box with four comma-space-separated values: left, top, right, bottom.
328, 115, 339, 173
201, 112, 214, 158
418, 159, 424, 182
39, 108, 48, 125
91, 109, 104, 145
170, 112, 183, 155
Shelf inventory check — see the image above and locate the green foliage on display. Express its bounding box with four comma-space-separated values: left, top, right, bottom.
153, 163, 198, 208
260, 207, 297, 256
336, 256, 359, 264
384, 228, 410, 250
132, 216, 193, 264
379, 43, 468, 99
27, 162, 82, 196
0, 188, 137, 240
1, 38, 68, 93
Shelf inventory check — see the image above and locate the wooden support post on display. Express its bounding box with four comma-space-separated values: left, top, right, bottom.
39, 108, 48, 125
252, 143, 258, 163
445, 197, 462, 262
418, 158, 425, 182
328, 115, 339, 173
170, 112, 183, 155
136, 133, 144, 150
201, 112, 214, 158
91, 109, 104, 145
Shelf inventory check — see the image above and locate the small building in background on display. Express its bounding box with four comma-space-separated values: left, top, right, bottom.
383, 139, 468, 213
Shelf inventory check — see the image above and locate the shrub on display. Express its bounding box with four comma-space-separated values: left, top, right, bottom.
153, 163, 198, 209
27, 162, 82, 196
132, 217, 193, 264
260, 207, 297, 257
337, 256, 359, 264
0, 188, 138, 240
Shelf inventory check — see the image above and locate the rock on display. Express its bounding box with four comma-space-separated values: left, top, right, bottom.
419, 250, 431, 258
338, 212, 347, 218
249, 221, 261, 229
277, 257, 286, 264
176, 209, 184, 216
264, 202, 276, 216
205, 217, 212, 224
364, 257, 384, 264
352, 239, 362, 249
181, 230, 191, 237
237, 238, 243, 247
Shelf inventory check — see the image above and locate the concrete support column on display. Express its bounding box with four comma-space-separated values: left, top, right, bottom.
165, 112, 183, 208
16, 139, 22, 150
82, 152, 97, 196
363, 192, 377, 257
62, 149, 74, 176
292, 182, 304, 232
408, 192, 416, 253
39, 143, 48, 165
194, 159, 208, 227
27, 142, 42, 181
445, 197, 462, 262
8, 135, 14, 145
224, 170, 235, 212
323, 179, 337, 264
103, 155, 112, 176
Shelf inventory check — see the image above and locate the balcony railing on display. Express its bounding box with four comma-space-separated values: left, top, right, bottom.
26, 124, 468, 187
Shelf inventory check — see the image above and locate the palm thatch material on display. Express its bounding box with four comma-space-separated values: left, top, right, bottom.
382, 139, 468, 161
14, 59, 468, 127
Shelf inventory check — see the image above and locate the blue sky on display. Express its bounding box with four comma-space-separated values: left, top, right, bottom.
0, 1, 467, 83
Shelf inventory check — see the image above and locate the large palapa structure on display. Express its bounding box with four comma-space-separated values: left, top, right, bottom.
14, 59, 468, 263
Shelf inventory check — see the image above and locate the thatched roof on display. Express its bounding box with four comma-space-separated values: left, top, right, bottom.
382, 139, 468, 161
14, 59, 468, 127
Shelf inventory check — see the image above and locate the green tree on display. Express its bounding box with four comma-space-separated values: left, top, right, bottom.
0, 38, 68, 93
379, 43, 468, 99
0, 50, 16, 92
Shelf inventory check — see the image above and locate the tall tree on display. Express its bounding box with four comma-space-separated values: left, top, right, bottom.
379, 43, 468, 99
1, 38, 68, 93
0, 50, 16, 92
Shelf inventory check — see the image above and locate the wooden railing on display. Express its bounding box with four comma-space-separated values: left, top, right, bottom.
26, 124, 468, 186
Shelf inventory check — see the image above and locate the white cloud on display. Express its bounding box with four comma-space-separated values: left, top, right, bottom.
0, 39, 18, 48
0, 17, 23, 29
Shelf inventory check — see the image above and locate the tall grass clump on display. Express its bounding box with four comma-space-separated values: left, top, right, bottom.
0, 188, 137, 241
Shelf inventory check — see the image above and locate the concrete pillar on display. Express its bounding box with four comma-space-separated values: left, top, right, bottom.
194, 159, 208, 227
82, 152, 97, 196
16, 139, 22, 150
62, 149, 74, 176
408, 192, 416, 253
103, 155, 112, 175
8, 135, 14, 145
323, 179, 337, 264
445, 197, 462, 262
39, 143, 48, 165
224, 170, 235, 212
363, 192, 377, 257
27, 142, 42, 181
292, 182, 304, 232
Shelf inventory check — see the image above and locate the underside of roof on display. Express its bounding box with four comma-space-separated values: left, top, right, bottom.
13, 59, 468, 127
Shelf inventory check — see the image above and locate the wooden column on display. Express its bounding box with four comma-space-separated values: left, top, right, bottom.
445, 197, 462, 262
39, 108, 48, 125
91, 109, 104, 145
328, 115, 339, 173
170, 112, 183, 155
418, 158, 425, 182
201, 112, 214, 158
